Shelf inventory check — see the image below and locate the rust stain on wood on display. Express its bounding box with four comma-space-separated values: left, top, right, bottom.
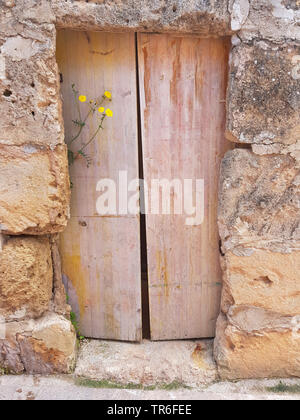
60, 252, 88, 320
170, 39, 182, 105
156, 250, 170, 299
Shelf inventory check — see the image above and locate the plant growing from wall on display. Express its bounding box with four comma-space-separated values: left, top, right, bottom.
67, 84, 113, 168
66, 294, 85, 342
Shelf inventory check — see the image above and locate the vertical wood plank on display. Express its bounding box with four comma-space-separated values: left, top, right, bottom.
138, 34, 231, 340
56, 30, 142, 341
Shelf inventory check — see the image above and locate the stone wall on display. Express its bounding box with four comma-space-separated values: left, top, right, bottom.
0, 0, 75, 374
0, 0, 299, 378
214, 0, 300, 379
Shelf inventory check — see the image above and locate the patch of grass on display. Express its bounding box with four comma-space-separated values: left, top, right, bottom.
76, 378, 144, 390
158, 381, 191, 390
75, 378, 190, 391
66, 293, 85, 342
70, 311, 85, 343
0, 367, 11, 375
266, 381, 300, 394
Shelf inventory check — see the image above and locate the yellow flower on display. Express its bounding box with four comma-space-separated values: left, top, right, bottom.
98, 107, 105, 113
105, 108, 113, 117
79, 95, 87, 103
104, 91, 112, 99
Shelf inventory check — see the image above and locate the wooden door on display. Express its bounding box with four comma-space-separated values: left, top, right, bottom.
57, 31, 142, 341
57, 31, 230, 342
138, 34, 230, 340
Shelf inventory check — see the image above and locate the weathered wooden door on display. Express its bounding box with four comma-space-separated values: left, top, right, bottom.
138, 35, 230, 340
57, 31, 142, 341
57, 31, 230, 341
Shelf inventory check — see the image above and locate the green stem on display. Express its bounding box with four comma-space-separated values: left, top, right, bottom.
72, 84, 82, 122
74, 115, 106, 159
70, 97, 104, 145
69, 124, 84, 145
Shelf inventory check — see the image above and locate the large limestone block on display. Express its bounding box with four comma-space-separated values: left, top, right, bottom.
0, 313, 77, 374
214, 313, 300, 380
226, 41, 300, 146
221, 250, 300, 316
0, 236, 53, 321
0, 144, 70, 235
52, 0, 231, 35
0, 1, 63, 148
218, 149, 300, 251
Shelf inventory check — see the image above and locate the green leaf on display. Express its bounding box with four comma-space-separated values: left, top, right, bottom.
68, 149, 75, 166
78, 150, 93, 167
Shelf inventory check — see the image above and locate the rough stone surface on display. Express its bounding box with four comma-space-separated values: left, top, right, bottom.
216, 147, 300, 379
229, 0, 250, 31
237, 0, 300, 42
0, 0, 63, 148
226, 41, 300, 146
0, 313, 77, 374
218, 149, 300, 252
0, 234, 5, 251
50, 236, 71, 317
52, 0, 232, 35
75, 339, 217, 387
215, 313, 300, 380
0, 144, 70, 235
226, 305, 299, 333
0, 236, 52, 321
221, 250, 300, 316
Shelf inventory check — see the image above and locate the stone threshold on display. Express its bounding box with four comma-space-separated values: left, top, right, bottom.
75, 339, 217, 388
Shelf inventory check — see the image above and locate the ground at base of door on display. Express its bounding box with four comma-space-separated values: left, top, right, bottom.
2, 339, 300, 400
75, 339, 217, 388
1, 374, 300, 400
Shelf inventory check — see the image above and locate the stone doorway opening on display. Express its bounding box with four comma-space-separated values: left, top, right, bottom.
56, 30, 231, 342
2, 0, 299, 381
